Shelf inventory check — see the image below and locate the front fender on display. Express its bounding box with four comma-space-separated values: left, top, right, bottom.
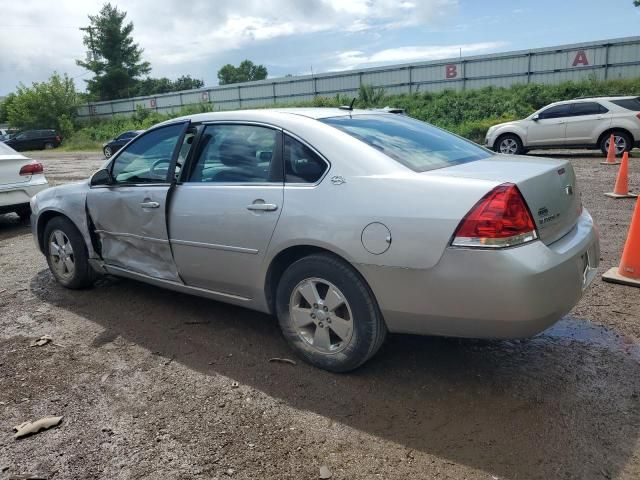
31, 181, 98, 258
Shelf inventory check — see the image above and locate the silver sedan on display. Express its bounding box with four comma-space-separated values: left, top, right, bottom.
31, 108, 599, 371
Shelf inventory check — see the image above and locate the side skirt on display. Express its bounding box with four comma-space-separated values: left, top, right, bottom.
98, 263, 260, 309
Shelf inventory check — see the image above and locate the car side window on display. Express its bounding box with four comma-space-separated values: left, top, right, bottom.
570, 102, 607, 116
111, 123, 185, 184
284, 135, 327, 183
538, 105, 571, 119
188, 124, 279, 183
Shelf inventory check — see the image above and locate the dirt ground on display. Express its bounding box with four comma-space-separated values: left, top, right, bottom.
1, 149, 639, 480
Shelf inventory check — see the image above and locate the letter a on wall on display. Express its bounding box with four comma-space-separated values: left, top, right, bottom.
572, 50, 589, 67
445, 64, 458, 79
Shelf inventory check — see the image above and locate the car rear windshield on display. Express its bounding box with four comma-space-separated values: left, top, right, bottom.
320, 114, 491, 172
611, 97, 640, 111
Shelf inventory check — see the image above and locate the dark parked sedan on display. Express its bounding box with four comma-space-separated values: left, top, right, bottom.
3, 129, 62, 151
103, 130, 144, 158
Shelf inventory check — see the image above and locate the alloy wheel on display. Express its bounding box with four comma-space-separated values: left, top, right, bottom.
104, 146, 112, 158
289, 277, 354, 354
48, 229, 75, 280
499, 138, 518, 154
605, 135, 627, 155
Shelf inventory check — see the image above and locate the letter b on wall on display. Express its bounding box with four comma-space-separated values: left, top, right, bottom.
445, 64, 458, 79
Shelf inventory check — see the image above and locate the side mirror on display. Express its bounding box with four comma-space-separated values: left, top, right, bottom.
532, 114, 540, 121
90, 168, 113, 186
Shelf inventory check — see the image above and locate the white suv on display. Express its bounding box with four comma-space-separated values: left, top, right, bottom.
485, 96, 640, 155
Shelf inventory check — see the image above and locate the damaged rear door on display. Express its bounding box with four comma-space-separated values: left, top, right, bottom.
86, 121, 189, 281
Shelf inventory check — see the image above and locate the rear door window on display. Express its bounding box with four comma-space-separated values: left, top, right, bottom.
570, 102, 608, 116
320, 114, 491, 173
188, 124, 281, 183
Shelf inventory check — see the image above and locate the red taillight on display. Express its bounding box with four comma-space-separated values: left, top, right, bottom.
19, 162, 44, 176
636, 113, 640, 121
56, 135, 61, 142
451, 183, 538, 248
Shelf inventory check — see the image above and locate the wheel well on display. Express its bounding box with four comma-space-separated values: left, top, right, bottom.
264, 245, 351, 315
598, 128, 635, 147
36, 211, 65, 253
495, 132, 523, 146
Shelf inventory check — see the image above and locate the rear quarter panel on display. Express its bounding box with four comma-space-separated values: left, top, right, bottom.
267, 172, 498, 273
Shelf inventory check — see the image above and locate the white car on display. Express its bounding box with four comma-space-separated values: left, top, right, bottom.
0, 142, 48, 220
486, 96, 640, 155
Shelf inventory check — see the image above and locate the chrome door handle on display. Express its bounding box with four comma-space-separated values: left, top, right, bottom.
140, 201, 160, 208
247, 203, 278, 211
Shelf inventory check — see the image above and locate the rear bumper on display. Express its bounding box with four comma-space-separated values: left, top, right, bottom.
0, 178, 49, 213
358, 209, 599, 339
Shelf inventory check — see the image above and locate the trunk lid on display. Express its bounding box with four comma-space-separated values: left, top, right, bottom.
0, 151, 32, 186
427, 154, 582, 244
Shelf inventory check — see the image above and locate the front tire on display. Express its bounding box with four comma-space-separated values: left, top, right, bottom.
275, 253, 386, 372
600, 131, 632, 156
103, 146, 112, 158
43, 216, 96, 289
494, 134, 524, 155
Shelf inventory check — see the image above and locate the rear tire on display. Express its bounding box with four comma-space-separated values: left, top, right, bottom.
43, 142, 54, 150
103, 146, 112, 158
494, 134, 524, 155
43, 216, 96, 289
275, 253, 386, 372
600, 131, 632, 156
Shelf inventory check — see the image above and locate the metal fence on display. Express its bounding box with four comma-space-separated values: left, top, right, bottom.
78, 36, 640, 120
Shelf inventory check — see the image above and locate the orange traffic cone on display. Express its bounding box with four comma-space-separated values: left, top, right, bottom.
600, 134, 621, 165
602, 198, 640, 287
604, 152, 637, 198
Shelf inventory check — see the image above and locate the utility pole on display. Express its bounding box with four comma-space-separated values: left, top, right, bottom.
80, 26, 96, 62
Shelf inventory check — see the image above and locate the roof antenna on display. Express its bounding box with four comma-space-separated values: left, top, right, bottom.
339, 97, 357, 111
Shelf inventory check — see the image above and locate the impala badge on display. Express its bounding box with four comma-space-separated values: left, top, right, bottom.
565, 185, 574, 196
331, 176, 346, 185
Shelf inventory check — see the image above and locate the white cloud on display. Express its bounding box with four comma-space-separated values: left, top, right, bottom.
331, 42, 507, 70
0, 0, 461, 92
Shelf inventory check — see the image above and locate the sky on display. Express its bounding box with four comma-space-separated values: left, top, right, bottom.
1, 0, 639, 95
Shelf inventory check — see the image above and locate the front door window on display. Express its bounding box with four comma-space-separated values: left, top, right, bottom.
111, 124, 185, 184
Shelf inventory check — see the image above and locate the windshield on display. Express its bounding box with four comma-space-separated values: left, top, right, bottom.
320, 114, 491, 172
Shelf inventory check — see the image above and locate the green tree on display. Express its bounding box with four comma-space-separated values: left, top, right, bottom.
6, 73, 78, 137
172, 75, 205, 91
76, 3, 151, 100
217, 60, 268, 85
635, 1, 640, 6
133, 75, 204, 96
0, 93, 16, 123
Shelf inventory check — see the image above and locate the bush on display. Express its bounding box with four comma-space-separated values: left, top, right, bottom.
7, 73, 79, 137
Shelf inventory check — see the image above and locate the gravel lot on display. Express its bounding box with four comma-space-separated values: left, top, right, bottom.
1, 149, 639, 480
